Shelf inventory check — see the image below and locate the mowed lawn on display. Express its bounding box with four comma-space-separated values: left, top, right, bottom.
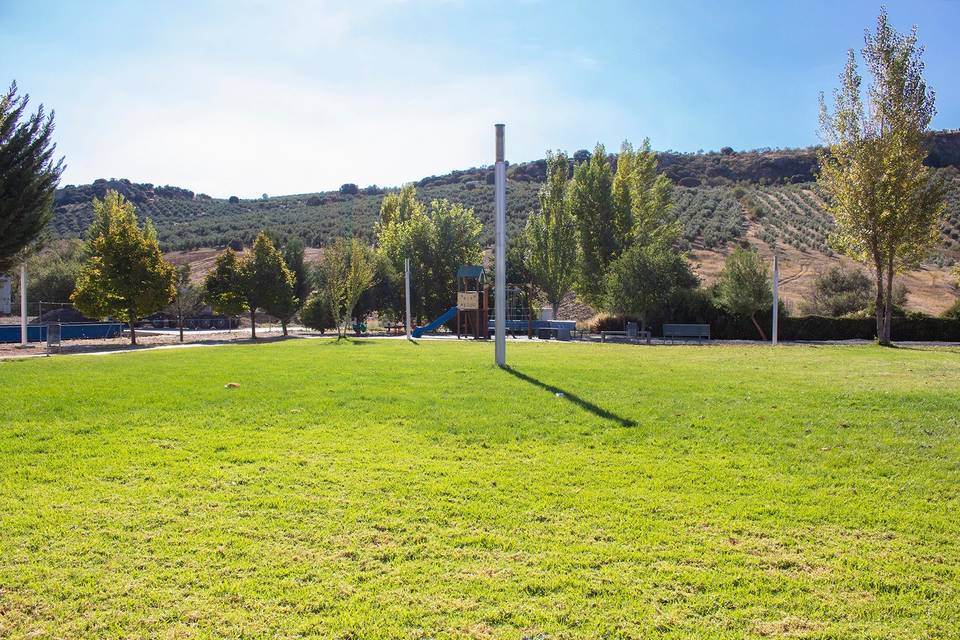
1, 340, 959, 639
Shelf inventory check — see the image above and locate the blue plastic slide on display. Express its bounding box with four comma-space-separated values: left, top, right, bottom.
412, 306, 458, 338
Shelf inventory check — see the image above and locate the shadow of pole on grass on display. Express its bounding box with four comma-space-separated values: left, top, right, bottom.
502, 367, 636, 428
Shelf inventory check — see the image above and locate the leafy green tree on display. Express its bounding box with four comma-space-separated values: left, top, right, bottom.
525, 151, 577, 318
169, 264, 203, 343
376, 186, 482, 323
569, 144, 615, 307
301, 291, 335, 333
715, 248, 772, 340
817, 9, 946, 344
317, 237, 377, 339
605, 237, 698, 332
204, 249, 246, 320
71, 191, 176, 345
239, 231, 295, 338
612, 139, 675, 246
275, 237, 310, 333
10, 239, 84, 309
800, 265, 874, 317
0, 81, 64, 272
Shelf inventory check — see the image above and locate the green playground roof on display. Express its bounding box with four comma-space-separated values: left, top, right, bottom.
456, 265, 485, 280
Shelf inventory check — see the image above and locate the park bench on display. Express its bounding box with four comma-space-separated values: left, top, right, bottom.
663, 323, 711, 344
601, 322, 651, 345
536, 327, 559, 340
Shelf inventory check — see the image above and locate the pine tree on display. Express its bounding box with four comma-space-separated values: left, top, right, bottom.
71, 191, 176, 345
0, 81, 65, 271
817, 9, 946, 344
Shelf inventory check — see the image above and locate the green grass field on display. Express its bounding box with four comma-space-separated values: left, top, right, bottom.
2, 340, 959, 639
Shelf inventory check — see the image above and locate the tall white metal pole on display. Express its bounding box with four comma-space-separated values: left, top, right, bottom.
404, 258, 412, 339
20, 265, 27, 347
772, 254, 779, 346
494, 124, 507, 367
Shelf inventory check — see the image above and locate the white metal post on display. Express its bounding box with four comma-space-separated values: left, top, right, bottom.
494, 124, 506, 367
772, 254, 779, 346
404, 258, 412, 339
20, 265, 27, 347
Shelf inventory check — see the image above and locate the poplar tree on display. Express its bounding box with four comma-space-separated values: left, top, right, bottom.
71, 191, 176, 345
0, 81, 64, 271
569, 144, 615, 307
525, 151, 577, 317
818, 9, 945, 344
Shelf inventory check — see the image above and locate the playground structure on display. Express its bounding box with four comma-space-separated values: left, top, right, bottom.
410, 264, 577, 340
456, 265, 489, 340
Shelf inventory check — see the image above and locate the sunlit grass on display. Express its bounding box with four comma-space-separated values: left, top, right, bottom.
1, 340, 958, 638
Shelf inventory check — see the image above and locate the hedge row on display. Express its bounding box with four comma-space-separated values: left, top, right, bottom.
593, 313, 960, 342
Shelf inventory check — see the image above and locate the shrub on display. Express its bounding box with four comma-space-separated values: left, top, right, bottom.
339, 183, 359, 195
228, 196, 240, 204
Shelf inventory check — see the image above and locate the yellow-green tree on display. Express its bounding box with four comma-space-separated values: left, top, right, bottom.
72, 190, 176, 345
817, 10, 946, 344
525, 151, 577, 318
715, 248, 772, 341
317, 237, 377, 339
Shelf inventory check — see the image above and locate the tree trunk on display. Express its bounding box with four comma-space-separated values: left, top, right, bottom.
128, 308, 137, 345
551, 301, 559, 320
178, 307, 184, 343
874, 262, 887, 345
250, 309, 256, 339
750, 312, 767, 341
281, 319, 288, 336
883, 258, 895, 345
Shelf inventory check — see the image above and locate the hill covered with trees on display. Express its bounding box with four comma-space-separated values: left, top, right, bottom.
49, 131, 960, 270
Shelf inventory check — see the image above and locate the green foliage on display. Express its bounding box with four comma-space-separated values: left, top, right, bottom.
817, 9, 946, 343
300, 290, 335, 332
612, 138, 675, 245
715, 247, 772, 339
0, 81, 64, 271
800, 265, 874, 317
10, 239, 84, 306
317, 237, 377, 338
942, 298, 960, 320
524, 151, 577, 316
71, 191, 176, 344
569, 144, 616, 307
604, 236, 698, 329
239, 232, 296, 338
283, 238, 310, 306
204, 249, 246, 318
376, 186, 482, 323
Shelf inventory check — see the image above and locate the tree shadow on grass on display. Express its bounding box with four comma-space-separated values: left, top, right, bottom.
502, 366, 636, 428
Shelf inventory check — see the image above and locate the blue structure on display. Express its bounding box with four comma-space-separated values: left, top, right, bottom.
412, 306, 458, 338
0, 322, 124, 344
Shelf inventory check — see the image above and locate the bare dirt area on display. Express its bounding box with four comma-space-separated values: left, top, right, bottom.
166, 247, 324, 282
688, 226, 960, 316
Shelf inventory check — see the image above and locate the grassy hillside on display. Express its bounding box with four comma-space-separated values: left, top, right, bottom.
3, 340, 959, 637
50, 132, 960, 267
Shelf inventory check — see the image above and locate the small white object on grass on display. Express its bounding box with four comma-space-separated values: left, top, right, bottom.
555, 392, 564, 398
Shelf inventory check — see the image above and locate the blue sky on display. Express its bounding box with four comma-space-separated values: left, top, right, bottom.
2, 0, 958, 197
